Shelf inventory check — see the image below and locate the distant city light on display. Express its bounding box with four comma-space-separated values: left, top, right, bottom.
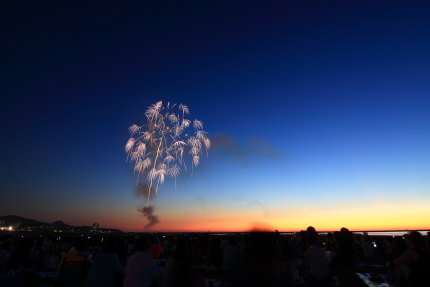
0, 226, 18, 232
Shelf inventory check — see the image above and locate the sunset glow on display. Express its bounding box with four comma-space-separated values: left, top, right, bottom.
97, 200, 430, 233
2, 1, 430, 234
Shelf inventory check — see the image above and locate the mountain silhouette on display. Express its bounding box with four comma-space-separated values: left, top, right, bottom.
51, 220, 70, 227
0, 215, 68, 228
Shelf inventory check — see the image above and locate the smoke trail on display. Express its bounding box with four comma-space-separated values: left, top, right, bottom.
211, 134, 285, 163
138, 205, 159, 229
135, 183, 156, 201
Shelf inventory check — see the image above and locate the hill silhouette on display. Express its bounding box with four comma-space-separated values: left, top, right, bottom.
0, 215, 69, 228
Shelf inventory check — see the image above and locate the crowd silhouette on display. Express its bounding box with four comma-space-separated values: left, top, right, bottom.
1, 227, 429, 286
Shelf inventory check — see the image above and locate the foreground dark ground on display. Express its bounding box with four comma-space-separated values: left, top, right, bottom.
1, 229, 429, 287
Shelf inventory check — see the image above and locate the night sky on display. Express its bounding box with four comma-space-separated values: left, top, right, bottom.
2, 1, 430, 231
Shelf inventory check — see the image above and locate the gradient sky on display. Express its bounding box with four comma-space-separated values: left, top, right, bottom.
1, 1, 430, 232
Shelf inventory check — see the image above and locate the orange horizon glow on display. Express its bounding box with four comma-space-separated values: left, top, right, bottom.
23, 200, 430, 233
99, 201, 430, 233
112, 226, 430, 233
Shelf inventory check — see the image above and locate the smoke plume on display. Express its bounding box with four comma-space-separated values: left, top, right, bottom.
135, 183, 156, 201
138, 205, 159, 229
211, 134, 285, 163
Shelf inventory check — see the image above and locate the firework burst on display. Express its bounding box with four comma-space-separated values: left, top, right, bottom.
126, 100, 210, 200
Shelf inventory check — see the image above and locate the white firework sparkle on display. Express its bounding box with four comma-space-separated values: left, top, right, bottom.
126, 100, 210, 200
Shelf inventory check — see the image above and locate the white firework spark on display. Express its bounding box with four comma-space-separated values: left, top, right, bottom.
193, 119, 203, 130
126, 100, 210, 201
125, 138, 135, 153
179, 104, 189, 115
181, 119, 191, 129
129, 124, 140, 135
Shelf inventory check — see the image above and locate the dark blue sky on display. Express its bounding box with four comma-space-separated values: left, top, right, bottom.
1, 1, 430, 230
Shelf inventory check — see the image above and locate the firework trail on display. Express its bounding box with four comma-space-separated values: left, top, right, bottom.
126, 100, 211, 201
135, 183, 156, 201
